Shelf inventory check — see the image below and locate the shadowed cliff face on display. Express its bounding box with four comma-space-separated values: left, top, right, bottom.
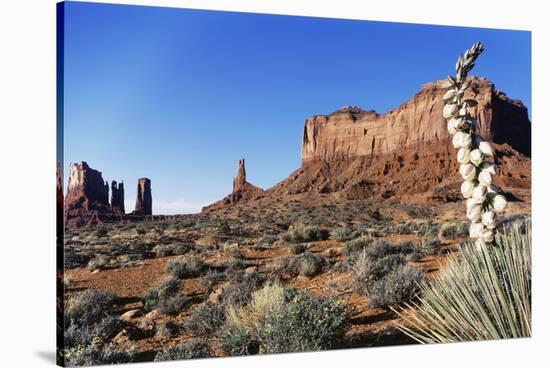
301, 77, 531, 164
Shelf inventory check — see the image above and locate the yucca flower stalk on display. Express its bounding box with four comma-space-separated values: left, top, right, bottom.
443, 42, 507, 250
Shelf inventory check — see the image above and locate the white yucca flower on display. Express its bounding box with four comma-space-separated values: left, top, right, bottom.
461, 180, 475, 198
469, 149, 484, 166
478, 141, 493, 156
480, 162, 497, 175
492, 195, 508, 213
452, 131, 473, 149
459, 163, 477, 181
457, 147, 471, 164
478, 170, 493, 186
441, 42, 508, 248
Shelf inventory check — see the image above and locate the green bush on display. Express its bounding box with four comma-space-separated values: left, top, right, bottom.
352, 251, 425, 307
282, 223, 329, 243
158, 295, 189, 316
156, 320, 180, 337
184, 302, 225, 336
65, 341, 136, 366
287, 251, 326, 277
154, 338, 211, 361
394, 220, 531, 343
153, 243, 189, 257
289, 243, 306, 254
221, 284, 346, 355
330, 227, 356, 241
165, 256, 205, 279
142, 279, 181, 311
438, 221, 468, 241
65, 289, 116, 327
343, 236, 374, 256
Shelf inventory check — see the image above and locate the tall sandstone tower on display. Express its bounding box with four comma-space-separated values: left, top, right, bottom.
134, 178, 152, 215
110, 180, 125, 214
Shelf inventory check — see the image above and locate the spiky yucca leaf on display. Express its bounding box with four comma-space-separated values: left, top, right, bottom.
393, 220, 531, 343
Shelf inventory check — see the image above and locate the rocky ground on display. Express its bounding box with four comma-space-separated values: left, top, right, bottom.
62, 195, 530, 364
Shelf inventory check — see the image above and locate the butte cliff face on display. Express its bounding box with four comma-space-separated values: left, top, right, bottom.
202, 159, 264, 212
134, 178, 153, 215
301, 77, 530, 164
269, 76, 531, 203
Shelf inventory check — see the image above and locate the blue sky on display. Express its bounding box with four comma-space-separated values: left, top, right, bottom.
60, 1, 531, 214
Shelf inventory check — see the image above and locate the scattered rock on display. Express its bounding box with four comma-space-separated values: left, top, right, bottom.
120, 309, 143, 321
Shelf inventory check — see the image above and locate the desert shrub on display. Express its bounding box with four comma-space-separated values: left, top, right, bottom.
395, 221, 531, 342
154, 338, 211, 361
330, 227, 356, 241
66, 289, 116, 327
287, 251, 326, 277
364, 240, 422, 261
418, 221, 439, 238
219, 272, 265, 307
65, 251, 92, 269
289, 243, 306, 254
352, 251, 425, 307
165, 256, 205, 279
282, 223, 329, 243
365, 265, 426, 308
199, 270, 226, 293
64, 290, 131, 365
227, 247, 244, 260
184, 302, 225, 336
158, 295, 190, 315
65, 315, 121, 348
256, 234, 278, 247
95, 227, 109, 237
343, 235, 374, 256
156, 320, 180, 337
153, 243, 189, 258
420, 236, 442, 256
142, 279, 181, 311
438, 221, 468, 241
87, 255, 108, 271
392, 222, 414, 235
221, 284, 346, 355
65, 341, 136, 366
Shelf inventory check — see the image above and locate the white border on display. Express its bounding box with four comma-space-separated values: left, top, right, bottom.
0, 1, 548, 367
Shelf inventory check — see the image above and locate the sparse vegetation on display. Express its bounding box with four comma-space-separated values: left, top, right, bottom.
282, 223, 329, 243
165, 256, 206, 278
142, 279, 181, 312
220, 283, 346, 355
154, 338, 211, 361
352, 248, 425, 307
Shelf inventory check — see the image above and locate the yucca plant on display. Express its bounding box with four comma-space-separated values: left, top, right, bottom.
393, 220, 531, 343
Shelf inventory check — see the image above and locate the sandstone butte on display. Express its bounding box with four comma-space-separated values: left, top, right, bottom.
63, 161, 152, 226
204, 76, 531, 210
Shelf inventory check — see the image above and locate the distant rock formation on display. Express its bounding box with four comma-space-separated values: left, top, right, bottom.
64, 162, 151, 226
110, 180, 125, 214
134, 178, 152, 215
269, 76, 531, 203
64, 161, 112, 226
202, 158, 264, 212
